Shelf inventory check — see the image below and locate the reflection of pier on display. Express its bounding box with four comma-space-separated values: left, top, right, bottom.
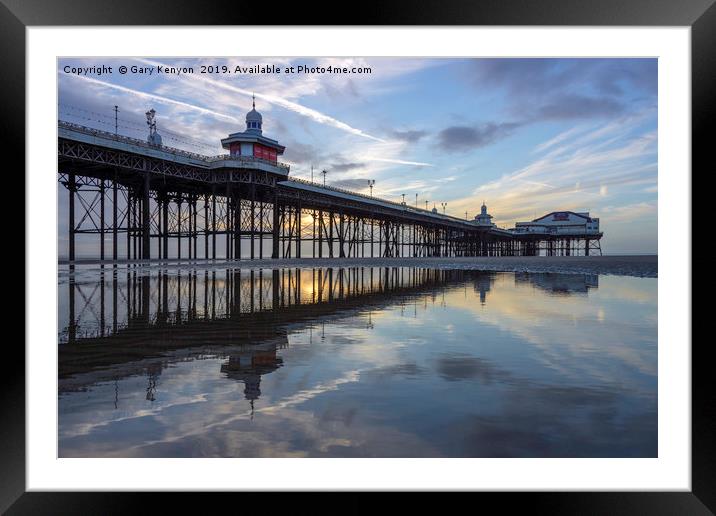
514, 272, 598, 295
60, 267, 465, 380
58, 267, 602, 404
61, 267, 459, 343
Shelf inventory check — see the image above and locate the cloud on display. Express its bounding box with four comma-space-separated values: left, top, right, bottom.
366, 157, 433, 167
329, 162, 366, 173
62, 73, 241, 123
437, 123, 521, 152
443, 112, 657, 244
136, 58, 385, 142
282, 142, 321, 165
536, 95, 624, 121
330, 178, 373, 190
389, 129, 428, 143
465, 58, 655, 124
467, 58, 657, 99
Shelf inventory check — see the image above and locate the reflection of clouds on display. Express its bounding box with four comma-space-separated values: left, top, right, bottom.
435, 355, 508, 384
442, 274, 657, 384
59, 270, 657, 458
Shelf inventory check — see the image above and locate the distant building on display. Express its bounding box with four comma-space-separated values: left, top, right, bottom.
220, 95, 286, 162
472, 202, 495, 227
512, 211, 600, 236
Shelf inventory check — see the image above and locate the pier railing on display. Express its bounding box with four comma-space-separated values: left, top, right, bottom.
284, 176, 474, 225
58, 120, 291, 172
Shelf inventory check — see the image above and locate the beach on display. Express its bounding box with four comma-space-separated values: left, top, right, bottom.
60, 254, 658, 278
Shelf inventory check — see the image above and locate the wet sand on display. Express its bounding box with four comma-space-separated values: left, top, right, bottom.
60, 255, 657, 277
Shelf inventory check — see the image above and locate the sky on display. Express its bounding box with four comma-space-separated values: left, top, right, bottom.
58, 57, 658, 254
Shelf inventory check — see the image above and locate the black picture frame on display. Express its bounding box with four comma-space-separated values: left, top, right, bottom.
4, 0, 709, 512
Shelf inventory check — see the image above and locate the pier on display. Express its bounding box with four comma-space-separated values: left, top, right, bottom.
58, 103, 602, 262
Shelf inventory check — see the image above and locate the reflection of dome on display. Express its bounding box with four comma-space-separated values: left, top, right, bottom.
220, 349, 283, 403
473, 273, 494, 305
243, 374, 262, 401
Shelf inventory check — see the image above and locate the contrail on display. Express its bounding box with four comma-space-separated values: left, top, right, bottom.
367, 157, 433, 167
61, 73, 241, 123
136, 58, 385, 142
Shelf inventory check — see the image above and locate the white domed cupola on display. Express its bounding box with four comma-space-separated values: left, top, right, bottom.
220, 93, 285, 164
245, 94, 263, 134
474, 201, 495, 227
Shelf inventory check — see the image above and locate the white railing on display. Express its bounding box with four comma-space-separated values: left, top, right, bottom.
284, 177, 472, 225
59, 120, 290, 171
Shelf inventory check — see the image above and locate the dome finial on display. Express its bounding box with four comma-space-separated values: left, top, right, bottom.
252, 92, 256, 109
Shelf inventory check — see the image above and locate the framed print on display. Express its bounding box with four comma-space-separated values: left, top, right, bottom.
5, 0, 710, 512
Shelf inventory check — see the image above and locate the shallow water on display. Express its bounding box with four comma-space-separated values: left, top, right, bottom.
58, 266, 657, 457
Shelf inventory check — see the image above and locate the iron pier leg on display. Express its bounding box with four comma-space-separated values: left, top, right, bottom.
212, 189, 217, 260
250, 185, 256, 260
142, 170, 150, 260
162, 196, 169, 260
68, 173, 75, 263
100, 179, 105, 261
112, 175, 118, 264
296, 202, 302, 259
318, 210, 323, 258
234, 191, 241, 260
339, 211, 345, 258
272, 194, 280, 259
204, 195, 209, 260
177, 199, 182, 260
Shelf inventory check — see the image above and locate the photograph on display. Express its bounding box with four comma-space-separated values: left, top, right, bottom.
57, 56, 659, 459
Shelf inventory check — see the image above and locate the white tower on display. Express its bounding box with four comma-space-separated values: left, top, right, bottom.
474, 201, 495, 227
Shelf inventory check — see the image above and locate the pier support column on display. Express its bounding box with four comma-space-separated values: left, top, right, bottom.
296, 201, 302, 259
142, 168, 151, 260
318, 210, 323, 258
339, 211, 345, 258
177, 199, 183, 260
161, 196, 169, 259
100, 179, 105, 261
250, 185, 256, 260
204, 194, 209, 259
234, 191, 241, 260
272, 194, 280, 259
68, 173, 76, 263
211, 188, 217, 260
112, 175, 118, 262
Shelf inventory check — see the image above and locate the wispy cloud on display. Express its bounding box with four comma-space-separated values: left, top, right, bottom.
137, 58, 385, 142
445, 112, 657, 231
62, 73, 241, 123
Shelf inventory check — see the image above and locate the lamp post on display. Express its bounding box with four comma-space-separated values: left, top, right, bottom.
401, 193, 406, 205
368, 179, 375, 197
322, 169, 327, 187
425, 200, 429, 210
441, 202, 448, 214
415, 193, 418, 208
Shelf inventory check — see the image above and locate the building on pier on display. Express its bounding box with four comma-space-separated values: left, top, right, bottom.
511, 211, 603, 256
472, 202, 495, 227
220, 95, 285, 162
512, 211, 600, 236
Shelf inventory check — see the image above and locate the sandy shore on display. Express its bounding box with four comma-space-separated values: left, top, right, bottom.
60, 255, 657, 277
